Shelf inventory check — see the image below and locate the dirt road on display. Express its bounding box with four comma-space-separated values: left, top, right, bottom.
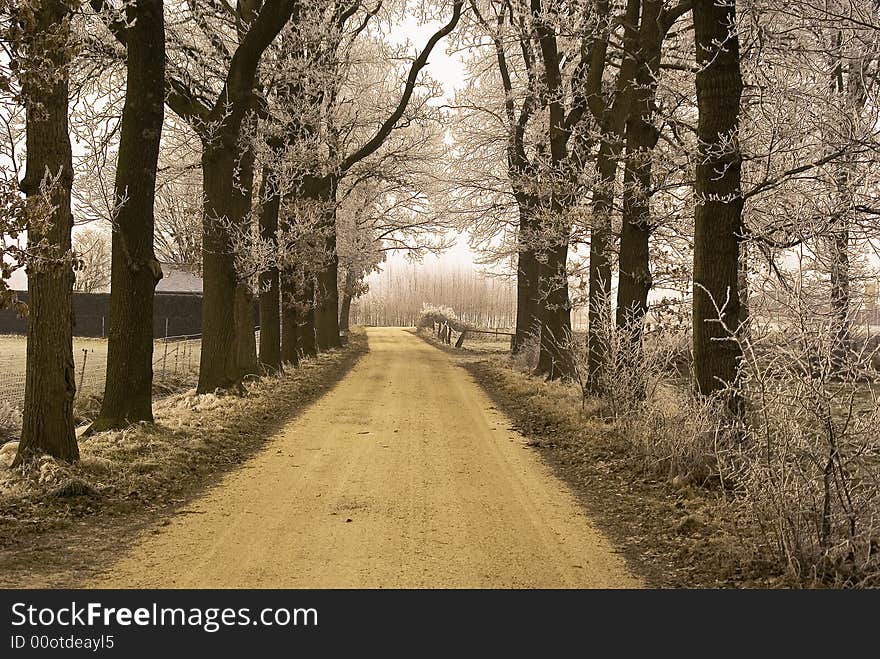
94, 328, 640, 588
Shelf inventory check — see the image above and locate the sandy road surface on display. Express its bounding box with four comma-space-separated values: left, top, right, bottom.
94, 328, 640, 588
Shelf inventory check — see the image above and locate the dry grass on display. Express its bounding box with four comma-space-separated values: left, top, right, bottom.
0, 401, 21, 444
0, 335, 203, 417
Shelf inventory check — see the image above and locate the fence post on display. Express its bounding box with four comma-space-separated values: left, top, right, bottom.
78, 348, 88, 394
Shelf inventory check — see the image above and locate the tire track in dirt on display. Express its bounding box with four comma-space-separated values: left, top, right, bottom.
94, 328, 641, 588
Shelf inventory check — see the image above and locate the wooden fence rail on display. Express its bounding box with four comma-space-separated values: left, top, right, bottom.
429, 320, 515, 350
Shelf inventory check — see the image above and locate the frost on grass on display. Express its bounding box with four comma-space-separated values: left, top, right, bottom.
0, 401, 21, 444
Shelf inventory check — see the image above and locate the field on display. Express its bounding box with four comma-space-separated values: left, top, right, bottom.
0, 335, 202, 410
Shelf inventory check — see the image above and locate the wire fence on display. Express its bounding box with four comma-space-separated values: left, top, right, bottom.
0, 329, 261, 411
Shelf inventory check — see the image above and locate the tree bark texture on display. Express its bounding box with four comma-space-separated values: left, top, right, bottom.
258, 166, 281, 373
586, 144, 617, 391
616, 0, 663, 339
279, 266, 300, 366
15, 0, 79, 464
513, 194, 541, 354
232, 136, 258, 379
692, 0, 744, 412
309, 176, 340, 350
93, 0, 166, 431
536, 234, 574, 380
339, 293, 353, 332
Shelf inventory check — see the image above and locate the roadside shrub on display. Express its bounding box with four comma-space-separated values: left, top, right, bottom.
562, 288, 880, 585
416, 304, 469, 332
567, 294, 688, 420
734, 318, 880, 586
511, 331, 540, 373
628, 386, 732, 485
549, 294, 727, 483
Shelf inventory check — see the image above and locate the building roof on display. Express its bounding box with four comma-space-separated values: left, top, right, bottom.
5, 262, 204, 295
156, 264, 203, 293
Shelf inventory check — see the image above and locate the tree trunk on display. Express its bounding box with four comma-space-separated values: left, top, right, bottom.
616, 164, 652, 332
197, 102, 261, 392
235, 284, 258, 378
312, 176, 340, 350
513, 194, 540, 354
15, 0, 79, 465
586, 144, 617, 392
579, 0, 643, 392
315, 237, 340, 348
187, 0, 294, 393
616, 1, 662, 341
279, 267, 299, 366
338, 265, 358, 332
92, 0, 165, 432
232, 136, 258, 379
258, 167, 281, 373
339, 293, 353, 332
531, 0, 575, 380
692, 0, 744, 414
197, 147, 241, 393
299, 277, 318, 358
259, 267, 281, 371
536, 235, 574, 380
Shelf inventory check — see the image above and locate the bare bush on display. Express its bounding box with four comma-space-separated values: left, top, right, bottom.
629, 388, 732, 485
560, 295, 732, 484
511, 331, 541, 373
735, 314, 880, 586
568, 294, 688, 418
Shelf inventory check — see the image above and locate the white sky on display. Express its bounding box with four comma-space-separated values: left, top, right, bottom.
6, 262, 25, 290
389, 13, 466, 104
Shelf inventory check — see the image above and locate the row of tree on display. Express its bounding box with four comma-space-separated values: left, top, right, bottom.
3, 0, 879, 464
0, 0, 463, 463
446, 0, 880, 413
